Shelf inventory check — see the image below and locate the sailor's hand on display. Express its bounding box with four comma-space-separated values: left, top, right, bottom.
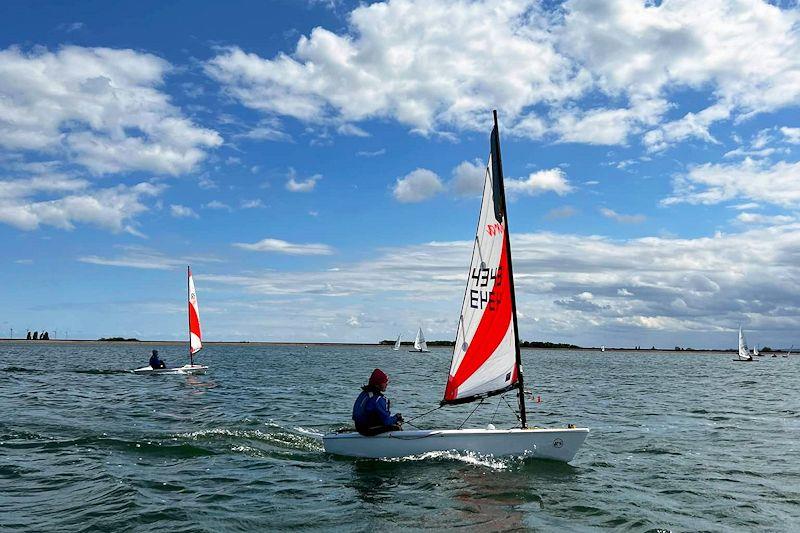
395, 413, 404, 424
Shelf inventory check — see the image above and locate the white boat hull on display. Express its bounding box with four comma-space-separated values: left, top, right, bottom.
132, 364, 208, 375
323, 427, 589, 463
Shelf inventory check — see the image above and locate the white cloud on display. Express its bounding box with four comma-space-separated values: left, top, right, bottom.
450, 159, 485, 197
170, 204, 199, 218
79, 246, 187, 270
506, 168, 573, 196
285, 168, 321, 192
0, 178, 163, 233
664, 158, 800, 207
204, 200, 232, 211
735, 212, 794, 225
544, 206, 577, 220
233, 238, 334, 255
240, 199, 265, 209
356, 148, 386, 157
600, 207, 646, 224
780, 127, 800, 144
201, 223, 800, 347
0, 46, 221, 175
644, 103, 731, 152
337, 124, 369, 137
205, 1, 584, 134
205, 0, 800, 150
393, 168, 444, 203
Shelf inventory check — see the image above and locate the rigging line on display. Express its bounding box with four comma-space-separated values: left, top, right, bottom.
406, 404, 443, 424
458, 399, 484, 430
503, 395, 522, 426
489, 395, 503, 425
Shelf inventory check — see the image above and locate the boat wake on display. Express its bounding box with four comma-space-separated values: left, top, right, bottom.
175, 424, 324, 455
381, 449, 517, 470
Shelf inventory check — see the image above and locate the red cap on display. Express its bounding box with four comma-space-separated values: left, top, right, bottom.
369, 368, 389, 387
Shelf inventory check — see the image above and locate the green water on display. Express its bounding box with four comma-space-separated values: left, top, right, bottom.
1, 343, 798, 531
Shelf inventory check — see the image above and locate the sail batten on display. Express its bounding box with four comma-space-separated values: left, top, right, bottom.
443, 115, 521, 406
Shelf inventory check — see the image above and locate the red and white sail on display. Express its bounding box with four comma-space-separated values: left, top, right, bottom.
443, 124, 520, 404
188, 267, 202, 355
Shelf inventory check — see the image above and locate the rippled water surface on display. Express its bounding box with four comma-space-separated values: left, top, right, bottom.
1, 342, 799, 531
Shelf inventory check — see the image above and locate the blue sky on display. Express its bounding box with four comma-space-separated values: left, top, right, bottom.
1, 0, 800, 348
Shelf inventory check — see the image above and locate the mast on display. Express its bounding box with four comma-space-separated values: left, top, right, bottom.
492, 110, 527, 428
188, 265, 193, 366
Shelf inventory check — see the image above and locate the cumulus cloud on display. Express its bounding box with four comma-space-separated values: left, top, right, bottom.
393, 168, 444, 203
170, 204, 199, 218
600, 207, 646, 224
285, 168, 321, 192
204, 200, 233, 211
0, 46, 221, 175
233, 238, 334, 255
506, 168, 573, 196
205, 0, 800, 149
664, 158, 800, 207
0, 176, 163, 234
205, 0, 584, 134
450, 159, 485, 197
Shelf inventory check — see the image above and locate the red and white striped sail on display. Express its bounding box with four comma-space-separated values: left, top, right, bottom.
188, 267, 202, 355
443, 130, 519, 404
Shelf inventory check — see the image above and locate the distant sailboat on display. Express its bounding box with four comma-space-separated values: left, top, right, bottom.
133, 266, 208, 375
323, 111, 588, 462
601, 345, 605, 352
393, 334, 401, 351
735, 327, 754, 362
784, 345, 793, 358
409, 327, 430, 353
753, 345, 760, 356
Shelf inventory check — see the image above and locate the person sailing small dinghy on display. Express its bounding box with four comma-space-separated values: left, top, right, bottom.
323, 111, 589, 462
132, 266, 208, 375
352, 369, 404, 436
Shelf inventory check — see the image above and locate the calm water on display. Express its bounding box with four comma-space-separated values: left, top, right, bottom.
1, 342, 798, 531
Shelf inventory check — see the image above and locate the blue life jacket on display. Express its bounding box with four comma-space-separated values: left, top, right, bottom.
149, 355, 164, 369
352, 386, 398, 431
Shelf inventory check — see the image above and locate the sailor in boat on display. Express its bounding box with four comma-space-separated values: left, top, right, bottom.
149, 350, 166, 369
352, 368, 404, 436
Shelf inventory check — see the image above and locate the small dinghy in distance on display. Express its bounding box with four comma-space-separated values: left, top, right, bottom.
734, 327, 754, 362
392, 334, 401, 351
133, 266, 208, 375
409, 327, 430, 353
324, 112, 589, 462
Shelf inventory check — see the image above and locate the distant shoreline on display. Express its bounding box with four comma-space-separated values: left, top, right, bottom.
0, 338, 758, 353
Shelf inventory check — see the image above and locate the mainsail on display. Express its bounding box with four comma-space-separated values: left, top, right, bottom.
188, 266, 202, 360
738, 327, 749, 360
393, 334, 401, 351
443, 111, 525, 424
414, 328, 428, 352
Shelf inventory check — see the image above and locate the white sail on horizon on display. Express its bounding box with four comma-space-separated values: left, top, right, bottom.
414, 327, 428, 352
393, 334, 401, 351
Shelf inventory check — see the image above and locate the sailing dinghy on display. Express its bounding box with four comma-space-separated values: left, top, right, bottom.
393, 334, 401, 351
133, 266, 208, 375
323, 112, 589, 462
734, 327, 754, 362
409, 327, 430, 353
